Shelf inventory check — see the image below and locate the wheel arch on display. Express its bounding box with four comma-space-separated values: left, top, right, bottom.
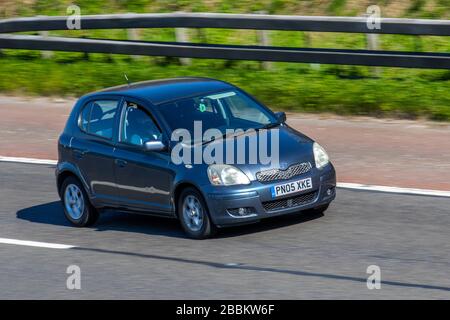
56, 163, 91, 198
173, 182, 206, 216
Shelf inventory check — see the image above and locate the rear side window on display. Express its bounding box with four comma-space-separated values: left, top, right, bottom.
78, 100, 119, 139
79, 103, 91, 132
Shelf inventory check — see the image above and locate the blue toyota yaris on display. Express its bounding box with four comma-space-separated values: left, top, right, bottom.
56, 77, 336, 239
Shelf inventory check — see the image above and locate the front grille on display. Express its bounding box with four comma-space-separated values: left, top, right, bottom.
262, 191, 318, 212
256, 162, 312, 182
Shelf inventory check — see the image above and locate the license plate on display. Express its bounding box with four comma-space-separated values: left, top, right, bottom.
270, 178, 313, 198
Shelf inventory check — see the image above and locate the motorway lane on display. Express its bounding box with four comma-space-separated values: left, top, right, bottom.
0, 162, 450, 299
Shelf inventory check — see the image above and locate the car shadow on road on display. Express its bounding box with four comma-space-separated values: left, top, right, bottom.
16, 201, 324, 239
16, 201, 185, 238
16, 201, 72, 227
214, 211, 324, 239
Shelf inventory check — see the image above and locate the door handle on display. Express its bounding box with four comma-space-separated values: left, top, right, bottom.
115, 159, 128, 168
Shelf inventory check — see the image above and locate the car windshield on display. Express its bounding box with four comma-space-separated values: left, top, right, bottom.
155, 90, 277, 144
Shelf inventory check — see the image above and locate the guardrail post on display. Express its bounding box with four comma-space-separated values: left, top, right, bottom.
127, 28, 140, 60
39, 30, 53, 59
366, 33, 381, 77
175, 12, 191, 66
175, 27, 191, 65
256, 11, 272, 70
303, 32, 320, 70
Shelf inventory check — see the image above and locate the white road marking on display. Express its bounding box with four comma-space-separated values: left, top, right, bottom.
1, 155, 449, 198
337, 182, 450, 198
0, 238, 75, 249
0, 156, 57, 165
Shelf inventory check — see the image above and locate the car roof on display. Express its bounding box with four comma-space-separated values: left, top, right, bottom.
84, 77, 235, 105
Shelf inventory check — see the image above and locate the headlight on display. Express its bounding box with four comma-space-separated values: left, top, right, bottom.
207, 164, 250, 186
313, 142, 329, 169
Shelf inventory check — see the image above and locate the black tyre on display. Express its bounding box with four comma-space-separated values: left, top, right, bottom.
178, 187, 216, 239
60, 176, 99, 227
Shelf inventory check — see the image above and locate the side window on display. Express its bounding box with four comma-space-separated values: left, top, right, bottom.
78, 100, 119, 139
79, 103, 91, 132
120, 102, 161, 147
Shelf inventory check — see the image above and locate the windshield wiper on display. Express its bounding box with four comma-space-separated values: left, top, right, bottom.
201, 123, 280, 146
258, 122, 281, 130
201, 130, 245, 146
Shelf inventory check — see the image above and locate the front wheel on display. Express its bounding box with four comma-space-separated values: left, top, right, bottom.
61, 176, 99, 227
178, 188, 216, 239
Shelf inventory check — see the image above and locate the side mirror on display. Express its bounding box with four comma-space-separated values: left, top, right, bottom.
275, 111, 286, 123
144, 140, 166, 152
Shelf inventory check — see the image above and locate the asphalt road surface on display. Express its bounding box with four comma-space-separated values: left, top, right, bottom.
0, 162, 449, 299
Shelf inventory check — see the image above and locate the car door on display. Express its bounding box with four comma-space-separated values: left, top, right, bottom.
71, 97, 122, 205
113, 99, 172, 214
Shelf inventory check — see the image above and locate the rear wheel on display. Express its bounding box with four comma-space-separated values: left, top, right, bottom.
61, 176, 99, 227
178, 187, 216, 239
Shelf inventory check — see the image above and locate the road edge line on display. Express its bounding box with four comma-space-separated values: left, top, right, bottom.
337, 182, 450, 198
0, 238, 75, 249
0, 156, 57, 165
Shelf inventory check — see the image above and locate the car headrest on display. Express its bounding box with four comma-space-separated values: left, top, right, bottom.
90, 103, 103, 121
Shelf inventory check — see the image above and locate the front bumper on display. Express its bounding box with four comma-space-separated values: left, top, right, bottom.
203, 163, 336, 227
